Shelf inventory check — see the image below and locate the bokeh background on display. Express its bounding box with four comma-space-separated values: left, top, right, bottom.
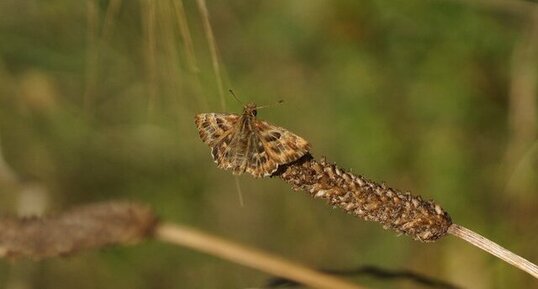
0, 0, 537, 288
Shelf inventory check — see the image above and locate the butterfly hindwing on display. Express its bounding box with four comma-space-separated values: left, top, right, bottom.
221, 128, 249, 175
245, 132, 278, 177
255, 120, 310, 165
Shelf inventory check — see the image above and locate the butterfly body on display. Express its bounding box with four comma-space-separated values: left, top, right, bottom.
195, 103, 310, 177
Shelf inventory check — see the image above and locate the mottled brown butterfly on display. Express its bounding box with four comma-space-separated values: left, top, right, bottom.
195, 103, 310, 177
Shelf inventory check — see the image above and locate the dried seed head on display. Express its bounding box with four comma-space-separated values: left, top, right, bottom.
345, 203, 356, 210
324, 166, 336, 179
312, 162, 323, 174
315, 190, 328, 198
277, 156, 452, 242
335, 167, 342, 176
0, 201, 158, 259
435, 205, 443, 215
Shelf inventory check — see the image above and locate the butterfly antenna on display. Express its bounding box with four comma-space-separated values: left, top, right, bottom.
257, 99, 284, 110
229, 89, 244, 105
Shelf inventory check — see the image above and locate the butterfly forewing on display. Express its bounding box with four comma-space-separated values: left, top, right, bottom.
195, 104, 310, 178
194, 113, 239, 146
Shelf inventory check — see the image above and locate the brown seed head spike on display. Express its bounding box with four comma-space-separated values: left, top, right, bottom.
276, 154, 452, 242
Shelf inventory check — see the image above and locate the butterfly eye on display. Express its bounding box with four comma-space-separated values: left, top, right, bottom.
252, 109, 257, 116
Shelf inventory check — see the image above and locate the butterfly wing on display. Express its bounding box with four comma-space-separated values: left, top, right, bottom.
194, 113, 239, 146
254, 120, 310, 165
244, 132, 279, 177
195, 112, 251, 175
195, 112, 310, 178
208, 119, 277, 177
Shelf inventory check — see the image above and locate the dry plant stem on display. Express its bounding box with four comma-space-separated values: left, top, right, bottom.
141, 0, 158, 118
83, 0, 122, 115
157, 0, 183, 101
172, 0, 199, 73
83, 0, 98, 114
448, 224, 538, 279
101, 0, 123, 41
172, 0, 209, 111
196, 0, 226, 110
504, 11, 538, 194
156, 223, 366, 289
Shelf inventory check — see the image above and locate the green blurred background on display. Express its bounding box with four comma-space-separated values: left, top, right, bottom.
0, 0, 537, 288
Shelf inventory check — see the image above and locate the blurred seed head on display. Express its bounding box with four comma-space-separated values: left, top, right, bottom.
0, 201, 158, 259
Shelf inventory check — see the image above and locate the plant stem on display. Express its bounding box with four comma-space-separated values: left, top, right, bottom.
156, 223, 366, 289
448, 224, 538, 279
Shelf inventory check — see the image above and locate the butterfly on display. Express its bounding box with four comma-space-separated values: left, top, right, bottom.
195, 103, 310, 177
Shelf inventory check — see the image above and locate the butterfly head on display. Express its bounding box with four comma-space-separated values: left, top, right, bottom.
243, 103, 258, 117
